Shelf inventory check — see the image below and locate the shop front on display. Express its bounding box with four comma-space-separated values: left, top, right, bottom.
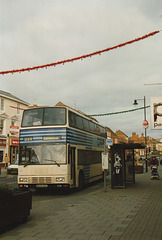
0, 138, 6, 162
9, 137, 19, 164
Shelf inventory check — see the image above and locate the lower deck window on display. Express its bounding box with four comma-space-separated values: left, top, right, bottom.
78, 150, 101, 165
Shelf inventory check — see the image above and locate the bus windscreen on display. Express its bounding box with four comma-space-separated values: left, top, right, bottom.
19, 144, 66, 165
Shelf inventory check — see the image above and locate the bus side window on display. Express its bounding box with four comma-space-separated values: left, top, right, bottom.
89, 122, 95, 134
83, 119, 90, 132
76, 116, 83, 130
95, 125, 100, 135
69, 111, 77, 128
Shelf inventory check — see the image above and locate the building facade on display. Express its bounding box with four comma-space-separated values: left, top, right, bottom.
0, 90, 29, 163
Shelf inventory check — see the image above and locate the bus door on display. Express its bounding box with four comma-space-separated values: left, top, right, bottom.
69, 147, 76, 186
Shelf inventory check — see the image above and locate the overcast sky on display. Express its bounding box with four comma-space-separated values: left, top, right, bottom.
0, 0, 162, 139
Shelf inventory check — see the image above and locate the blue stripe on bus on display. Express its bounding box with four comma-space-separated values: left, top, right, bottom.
67, 128, 105, 150
20, 128, 66, 144
20, 128, 105, 149
20, 128, 66, 136
67, 128, 93, 149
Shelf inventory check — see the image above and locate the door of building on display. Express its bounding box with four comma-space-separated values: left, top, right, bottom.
10, 146, 19, 164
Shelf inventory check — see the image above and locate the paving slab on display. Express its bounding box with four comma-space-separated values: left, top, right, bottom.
0, 165, 162, 240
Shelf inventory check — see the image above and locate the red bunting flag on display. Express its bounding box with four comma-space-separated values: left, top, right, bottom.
0, 30, 160, 75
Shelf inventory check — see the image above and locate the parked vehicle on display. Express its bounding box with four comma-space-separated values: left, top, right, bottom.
7, 160, 18, 175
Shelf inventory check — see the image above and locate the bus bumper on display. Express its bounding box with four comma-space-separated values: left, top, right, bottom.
19, 184, 70, 190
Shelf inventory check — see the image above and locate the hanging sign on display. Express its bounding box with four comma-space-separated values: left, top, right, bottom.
10, 126, 19, 135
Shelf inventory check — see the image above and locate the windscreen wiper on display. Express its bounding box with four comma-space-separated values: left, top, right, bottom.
44, 159, 60, 167
24, 163, 29, 167
54, 160, 60, 167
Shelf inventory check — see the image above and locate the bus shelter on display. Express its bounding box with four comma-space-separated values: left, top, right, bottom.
111, 143, 145, 189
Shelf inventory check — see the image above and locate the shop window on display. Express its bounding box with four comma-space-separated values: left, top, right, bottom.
0, 151, 3, 162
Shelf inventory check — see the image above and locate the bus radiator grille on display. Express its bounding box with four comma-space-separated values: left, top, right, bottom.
29, 177, 52, 184
31, 177, 38, 184
39, 177, 45, 184
46, 177, 52, 184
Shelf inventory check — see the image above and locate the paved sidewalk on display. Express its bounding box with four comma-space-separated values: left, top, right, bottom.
0, 167, 7, 178
0, 166, 162, 240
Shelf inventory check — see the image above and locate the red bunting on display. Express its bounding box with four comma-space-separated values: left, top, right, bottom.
10, 105, 25, 110
0, 30, 160, 75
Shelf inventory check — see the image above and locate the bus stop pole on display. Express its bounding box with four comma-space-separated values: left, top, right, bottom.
103, 140, 107, 192
104, 169, 106, 192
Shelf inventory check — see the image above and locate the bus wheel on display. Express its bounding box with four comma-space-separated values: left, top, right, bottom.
79, 171, 84, 190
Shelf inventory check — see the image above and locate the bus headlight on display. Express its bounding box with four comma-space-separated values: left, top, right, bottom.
56, 177, 65, 182
19, 177, 28, 182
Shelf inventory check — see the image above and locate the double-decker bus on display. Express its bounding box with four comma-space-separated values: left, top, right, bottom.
18, 103, 106, 190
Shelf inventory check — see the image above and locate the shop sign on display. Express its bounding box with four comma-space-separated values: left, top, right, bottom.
0, 139, 6, 147
11, 139, 19, 146
10, 126, 19, 135
150, 97, 162, 130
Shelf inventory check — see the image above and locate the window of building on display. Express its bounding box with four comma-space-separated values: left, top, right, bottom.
17, 103, 20, 114
0, 119, 4, 132
0, 98, 4, 111
11, 119, 15, 126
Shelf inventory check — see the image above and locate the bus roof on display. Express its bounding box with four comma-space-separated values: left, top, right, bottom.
28, 101, 100, 124
55, 101, 99, 123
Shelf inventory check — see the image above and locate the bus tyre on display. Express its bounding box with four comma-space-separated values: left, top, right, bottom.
79, 171, 84, 190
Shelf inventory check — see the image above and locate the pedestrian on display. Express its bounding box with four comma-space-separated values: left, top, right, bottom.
160, 159, 162, 166
149, 156, 160, 179
149, 156, 159, 167
4, 153, 9, 168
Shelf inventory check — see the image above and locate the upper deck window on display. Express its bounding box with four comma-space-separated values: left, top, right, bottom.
44, 108, 66, 125
21, 107, 66, 127
69, 110, 106, 137
22, 108, 43, 127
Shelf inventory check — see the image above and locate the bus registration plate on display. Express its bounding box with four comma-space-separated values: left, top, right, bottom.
36, 185, 48, 188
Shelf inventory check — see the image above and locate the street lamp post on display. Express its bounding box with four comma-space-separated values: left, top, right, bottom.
133, 96, 148, 172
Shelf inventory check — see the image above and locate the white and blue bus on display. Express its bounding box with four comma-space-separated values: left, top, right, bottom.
18, 104, 106, 190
